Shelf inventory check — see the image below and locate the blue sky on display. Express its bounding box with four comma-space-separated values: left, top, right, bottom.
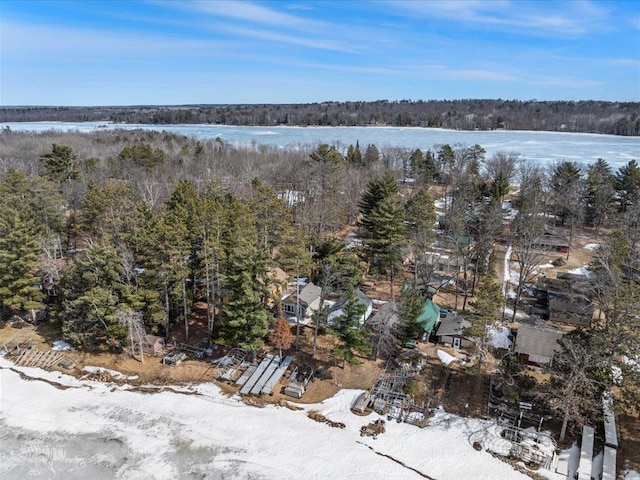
1, 0, 639, 105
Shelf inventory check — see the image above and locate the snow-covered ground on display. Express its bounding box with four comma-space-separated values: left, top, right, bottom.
0, 356, 563, 480
625, 469, 640, 480
566, 265, 591, 277
487, 323, 512, 350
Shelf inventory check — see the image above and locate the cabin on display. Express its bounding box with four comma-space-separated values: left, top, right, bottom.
533, 225, 570, 253
327, 289, 373, 327
547, 290, 593, 327
434, 315, 473, 349
423, 252, 465, 276
366, 302, 399, 336
534, 274, 593, 326
282, 282, 322, 325
513, 320, 565, 365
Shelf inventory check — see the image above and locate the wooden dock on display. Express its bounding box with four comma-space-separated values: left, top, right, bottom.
14, 349, 66, 369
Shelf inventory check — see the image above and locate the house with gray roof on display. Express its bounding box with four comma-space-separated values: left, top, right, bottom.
282, 282, 322, 325
434, 315, 473, 349
327, 289, 373, 327
514, 320, 565, 365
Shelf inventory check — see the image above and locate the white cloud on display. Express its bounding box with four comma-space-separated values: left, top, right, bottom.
385, 0, 611, 37
156, 0, 328, 32
1, 20, 230, 59
215, 24, 361, 54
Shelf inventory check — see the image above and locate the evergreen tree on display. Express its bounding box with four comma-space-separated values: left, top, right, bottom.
585, 159, 615, 235
247, 178, 291, 254
588, 231, 640, 410
216, 196, 272, 351
359, 173, 405, 301
408, 148, 424, 178
550, 161, 582, 226
217, 243, 271, 351
40, 144, 79, 187
397, 282, 426, 343
468, 277, 504, 365
363, 144, 380, 166
55, 243, 134, 347
404, 187, 436, 253
330, 293, 371, 366
345, 142, 363, 166
310, 242, 365, 358
489, 172, 510, 203
0, 170, 65, 235
0, 207, 44, 318
616, 159, 640, 211
309, 143, 343, 166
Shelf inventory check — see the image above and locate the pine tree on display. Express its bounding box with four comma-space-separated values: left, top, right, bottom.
359, 173, 405, 300
363, 144, 380, 166
330, 293, 371, 366
585, 159, 615, 235
345, 142, 363, 166
55, 243, 132, 347
247, 178, 291, 254
40, 144, 79, 186
404, 188, 436, 254
216, 196, 272, 351
217, 243, 271, 351
397, 282, 426, 343
588, 231, 640, 410
616, 159, 640, 212
468, 277, 504, 364
0, 207, 44, 318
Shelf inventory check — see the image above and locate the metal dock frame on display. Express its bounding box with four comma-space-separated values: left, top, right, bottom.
250, 355, 281, 395
261, 355, 293, 395
240, 354, 273, 395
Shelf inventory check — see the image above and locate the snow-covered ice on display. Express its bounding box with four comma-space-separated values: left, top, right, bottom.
0, 356, 544, 480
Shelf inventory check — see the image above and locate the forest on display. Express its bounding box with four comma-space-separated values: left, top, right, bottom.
2, 99, 640, 135
0, 126, 638, 437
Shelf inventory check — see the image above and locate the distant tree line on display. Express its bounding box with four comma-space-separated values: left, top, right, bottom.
1, 99, 639, 135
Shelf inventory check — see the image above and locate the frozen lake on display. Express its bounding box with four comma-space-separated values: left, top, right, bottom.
2, 122, 638, 170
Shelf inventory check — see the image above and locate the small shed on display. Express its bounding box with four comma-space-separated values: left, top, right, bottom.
435, 315, 473, 349
140, 335, 165, 356
514, 320, 565, 365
